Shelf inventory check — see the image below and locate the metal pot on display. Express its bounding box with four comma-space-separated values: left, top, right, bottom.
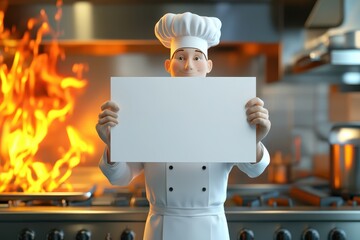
329, 123, 360, 196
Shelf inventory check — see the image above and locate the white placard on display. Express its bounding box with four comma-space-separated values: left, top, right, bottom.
110, 77, 256, 163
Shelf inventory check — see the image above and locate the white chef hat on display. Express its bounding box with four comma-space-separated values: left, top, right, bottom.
154, 12, 222, 58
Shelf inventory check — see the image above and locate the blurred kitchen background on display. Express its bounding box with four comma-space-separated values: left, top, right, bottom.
1, 0, 359, 189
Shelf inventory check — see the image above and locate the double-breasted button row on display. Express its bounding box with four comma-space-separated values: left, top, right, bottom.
167, 164, 208, 192
168, 187, 207, 192
202, 165, 207, 191
168, 165, 207, 170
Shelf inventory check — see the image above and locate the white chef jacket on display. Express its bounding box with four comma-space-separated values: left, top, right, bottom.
99, 142, 270, 240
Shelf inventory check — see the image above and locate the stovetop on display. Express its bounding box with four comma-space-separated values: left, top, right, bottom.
1, 178, 360, 240
0, 177, 359, 209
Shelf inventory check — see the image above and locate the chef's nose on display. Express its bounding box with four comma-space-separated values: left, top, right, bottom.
184, 59, 193, 70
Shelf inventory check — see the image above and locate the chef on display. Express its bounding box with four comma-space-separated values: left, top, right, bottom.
96, 12, 271, 240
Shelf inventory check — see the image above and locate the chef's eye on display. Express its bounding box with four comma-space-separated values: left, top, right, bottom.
194, 55, 204, 61
176, 55, 185, 61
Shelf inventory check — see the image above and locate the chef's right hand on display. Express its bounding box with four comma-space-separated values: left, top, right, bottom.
96, 100, 120, 146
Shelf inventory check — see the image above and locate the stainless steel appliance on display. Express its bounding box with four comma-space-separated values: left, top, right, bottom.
329, 123, 360, 196
292, 30, 360, 77
1, 179, 360, 240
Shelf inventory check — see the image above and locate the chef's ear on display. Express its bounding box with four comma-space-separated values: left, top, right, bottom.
164, 59, 171, 73
207, 59, 213, 74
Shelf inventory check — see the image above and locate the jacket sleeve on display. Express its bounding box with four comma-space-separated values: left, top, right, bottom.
236, 142, 270, 178
98, 148, 144, 186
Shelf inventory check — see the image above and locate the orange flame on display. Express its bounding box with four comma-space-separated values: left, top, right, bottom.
0, 1, 94, 192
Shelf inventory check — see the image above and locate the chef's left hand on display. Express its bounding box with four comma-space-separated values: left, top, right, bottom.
245, 97, 271, 143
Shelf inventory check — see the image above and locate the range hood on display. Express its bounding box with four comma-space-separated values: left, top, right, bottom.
291, 30, 360, 83
4, 0, 344, 83
3, 1, 286, 83
285, 0, 360, 85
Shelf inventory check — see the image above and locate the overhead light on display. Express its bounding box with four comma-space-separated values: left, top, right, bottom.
73, 1, 94, 40
342, 72, 360, 84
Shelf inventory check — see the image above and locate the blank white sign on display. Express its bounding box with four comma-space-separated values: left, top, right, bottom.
110, 77, 256, 163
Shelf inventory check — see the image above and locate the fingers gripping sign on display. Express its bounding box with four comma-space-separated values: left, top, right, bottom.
96, 101, 120, 146
245, 97, 271, 143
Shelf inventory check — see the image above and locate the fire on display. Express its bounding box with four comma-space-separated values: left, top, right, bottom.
0, 1, 94, 192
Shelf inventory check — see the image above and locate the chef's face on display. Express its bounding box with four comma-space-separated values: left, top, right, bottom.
165, 48, 213, 77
